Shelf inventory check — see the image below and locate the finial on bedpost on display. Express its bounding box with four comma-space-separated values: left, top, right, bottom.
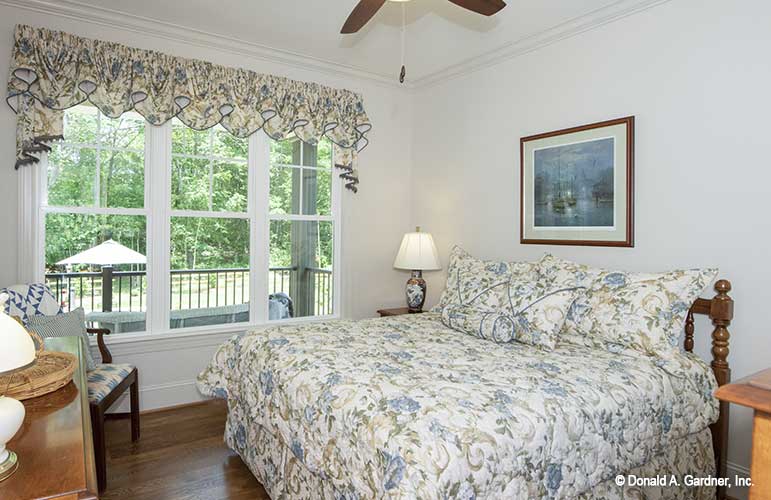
710, 279, 733, 375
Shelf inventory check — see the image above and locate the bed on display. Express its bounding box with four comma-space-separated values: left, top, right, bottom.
197, 274, 733, 500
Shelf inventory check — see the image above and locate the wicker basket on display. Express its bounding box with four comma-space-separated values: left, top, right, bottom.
0, 328, 77, 401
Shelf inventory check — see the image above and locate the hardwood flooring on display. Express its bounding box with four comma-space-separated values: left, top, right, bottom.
102, 400, 269, 500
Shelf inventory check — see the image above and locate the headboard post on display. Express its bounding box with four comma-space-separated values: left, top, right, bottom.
710, 280, 733, 377
709, 279, 733, 500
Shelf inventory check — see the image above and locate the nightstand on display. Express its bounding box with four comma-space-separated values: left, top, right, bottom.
716, 368, 771, 499
377, 307, 425, 317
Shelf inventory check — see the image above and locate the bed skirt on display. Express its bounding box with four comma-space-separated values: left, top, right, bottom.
225, 400, 716, 500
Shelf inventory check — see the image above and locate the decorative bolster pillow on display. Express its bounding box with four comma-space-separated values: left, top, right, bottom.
441, 305, 520, 344
440, 282, 582, 350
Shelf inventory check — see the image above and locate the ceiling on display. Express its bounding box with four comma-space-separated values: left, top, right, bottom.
11, 0, 665, 85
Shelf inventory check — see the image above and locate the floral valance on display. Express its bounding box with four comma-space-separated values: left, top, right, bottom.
6, 24, 371, 191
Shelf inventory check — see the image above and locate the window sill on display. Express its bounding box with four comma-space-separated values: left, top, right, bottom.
88, 313, 341, 347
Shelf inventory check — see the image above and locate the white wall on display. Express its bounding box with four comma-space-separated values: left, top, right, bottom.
410, 0, 770, 492
0, 4, 413, 408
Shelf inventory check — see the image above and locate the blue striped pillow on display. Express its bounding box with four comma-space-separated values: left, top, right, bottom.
27, 308, 96, 371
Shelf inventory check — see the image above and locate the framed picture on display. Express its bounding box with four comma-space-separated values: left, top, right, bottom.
520, 116, 634, 247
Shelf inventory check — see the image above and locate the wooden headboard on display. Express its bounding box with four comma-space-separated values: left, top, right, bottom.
685, 279, 733, 500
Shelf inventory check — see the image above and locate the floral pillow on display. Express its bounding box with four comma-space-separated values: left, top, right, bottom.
440, 276, 581, 350
537, 254, 718, 365
433, 246, 537, 312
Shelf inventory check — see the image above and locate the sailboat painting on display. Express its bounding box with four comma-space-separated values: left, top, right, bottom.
520, 116, 634, 247
533, 137, 615, 228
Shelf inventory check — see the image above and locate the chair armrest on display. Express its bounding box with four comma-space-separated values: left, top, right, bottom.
87, 327, 112, 364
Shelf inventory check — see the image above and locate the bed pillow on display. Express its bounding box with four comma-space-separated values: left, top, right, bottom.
440, 276, 581, 350
432, 245, 537, 312
537, 254, 718, 363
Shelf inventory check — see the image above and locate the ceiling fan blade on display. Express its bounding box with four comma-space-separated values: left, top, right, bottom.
446, 0, 506, 16
341, 0, 388, 34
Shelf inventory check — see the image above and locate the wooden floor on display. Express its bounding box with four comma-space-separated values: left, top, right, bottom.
102, 400, 269, 500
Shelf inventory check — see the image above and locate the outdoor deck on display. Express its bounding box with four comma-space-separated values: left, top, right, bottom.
45, 266, 333, 332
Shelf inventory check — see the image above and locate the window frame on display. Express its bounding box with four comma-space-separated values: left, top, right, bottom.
166, 119, 252, 331
38, 109, 151, 331
28, 108, 343, 344
266, 138, 341, 321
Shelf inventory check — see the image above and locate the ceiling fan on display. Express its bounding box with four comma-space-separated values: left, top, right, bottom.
340, 0, 507, 83
341, 0, 507, 34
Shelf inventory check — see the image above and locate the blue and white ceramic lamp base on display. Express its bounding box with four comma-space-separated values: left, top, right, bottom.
405, 270, 427, 312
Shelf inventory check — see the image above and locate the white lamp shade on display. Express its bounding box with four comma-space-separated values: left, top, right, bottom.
0, 309, 35, 375
393, 231, 441, 271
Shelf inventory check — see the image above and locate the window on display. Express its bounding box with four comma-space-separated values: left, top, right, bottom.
269, 139, 335, 317
169, 119, 250, 329
45, 105, 148, 332
37, 105, 341, 337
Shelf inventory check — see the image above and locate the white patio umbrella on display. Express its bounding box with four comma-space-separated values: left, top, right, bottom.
56, 239, 146, 266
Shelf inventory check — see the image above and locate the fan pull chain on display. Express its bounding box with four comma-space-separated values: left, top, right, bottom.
399, 2, 406, 84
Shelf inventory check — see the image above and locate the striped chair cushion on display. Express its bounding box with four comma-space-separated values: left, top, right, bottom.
87, 363, 134, 404
27, 307, 97, 371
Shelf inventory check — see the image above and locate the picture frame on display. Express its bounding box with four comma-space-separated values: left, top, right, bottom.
520, 116, 634, 247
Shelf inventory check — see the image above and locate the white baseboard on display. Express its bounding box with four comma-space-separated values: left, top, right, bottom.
107, 378, 209, 413
728, 461, 751, 477
726, 461, 751, 500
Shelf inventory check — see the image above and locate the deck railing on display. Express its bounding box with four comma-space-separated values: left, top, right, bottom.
45, 266, 332, 317
308, 267, 333, 316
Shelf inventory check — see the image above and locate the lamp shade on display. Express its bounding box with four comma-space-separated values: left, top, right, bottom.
0, 306, 35, 375
393, 230, 441, 271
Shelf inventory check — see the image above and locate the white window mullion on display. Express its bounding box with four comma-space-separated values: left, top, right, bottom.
208, 129, 214, 212
43, 206, 147, 216
332, 150, 343, 318
94, 113, 101, 208
48, 142, 142, 154
147, 122, 172, 334
251, 132, 271, 323
273, 163, 325, 171
298, 141, 304, 215
169, 209, 248, 219
18, 154, 45, 284
36, 158, 47, 284
32, 152, 49, 283
267, 213, 335, 222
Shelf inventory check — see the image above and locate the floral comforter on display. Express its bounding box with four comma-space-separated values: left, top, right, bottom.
197, 313, 718, 499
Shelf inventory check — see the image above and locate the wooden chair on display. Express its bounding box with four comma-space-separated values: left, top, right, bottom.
87, 327, 140, 493
1, 283, 139, 493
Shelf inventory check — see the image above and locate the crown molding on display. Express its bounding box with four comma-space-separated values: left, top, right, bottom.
0, 0, 402, 89
409, 0, 674, 89
0, 0, 672, 91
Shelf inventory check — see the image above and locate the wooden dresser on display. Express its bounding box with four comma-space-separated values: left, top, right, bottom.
716, 368, 771, 500
0, 337, 97, 500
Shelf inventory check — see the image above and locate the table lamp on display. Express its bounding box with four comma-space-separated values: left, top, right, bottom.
0, 294, 36, 482
393, 227, 441, 312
